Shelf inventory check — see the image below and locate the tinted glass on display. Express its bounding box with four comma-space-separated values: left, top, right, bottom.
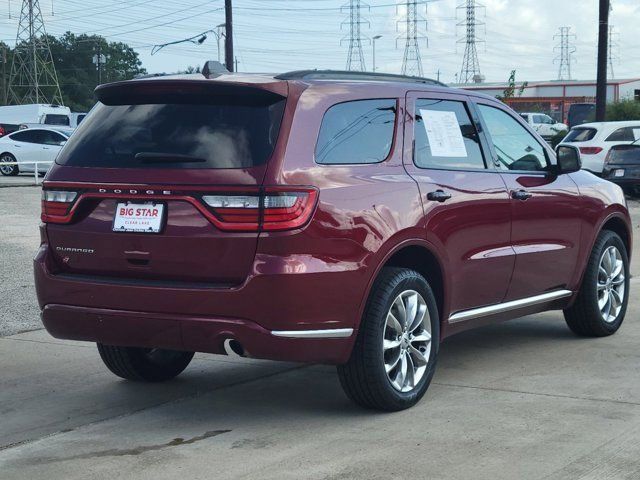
40, 131, 66, 145
414, 99, 485, 170
607, 146, 640, 165
478, 104, 548, 172
10, 130, 41, 143
44, 114, 70, 126
315, 99, 396, 164
605, 127, 640, 142
564, 127, 597, 142
533, 115, 546, 124
57, 98, 286, 169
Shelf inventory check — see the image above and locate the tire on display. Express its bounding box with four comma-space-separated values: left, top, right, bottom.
337, 267, 440, 411
564, 230, 630, 337
0, 153, 18, 176
97, 344, 194, 382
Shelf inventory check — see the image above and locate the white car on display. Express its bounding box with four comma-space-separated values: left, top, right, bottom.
0, 127, 73, 176
559, 121, 640, 174
519, 112, 568, 140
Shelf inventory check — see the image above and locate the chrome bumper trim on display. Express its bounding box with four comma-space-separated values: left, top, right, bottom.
271, 328, 354, 339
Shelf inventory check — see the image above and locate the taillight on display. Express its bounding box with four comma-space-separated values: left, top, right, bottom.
604, 149, 613, 165
202, 187, 318, 232
41, 190, 77, 223
579, 146, 603, 155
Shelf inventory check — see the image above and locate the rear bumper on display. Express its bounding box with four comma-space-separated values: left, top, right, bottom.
41, 304, 353, 364
34, 244, 363, 364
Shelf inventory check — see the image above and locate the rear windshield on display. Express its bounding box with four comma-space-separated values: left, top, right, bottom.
44, 114, 70, 126
57, 94, 286, 169
607, 146, 640, 164
563, 128, 597, 143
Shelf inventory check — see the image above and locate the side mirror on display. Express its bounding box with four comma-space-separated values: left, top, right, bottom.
555, 145, 582, 174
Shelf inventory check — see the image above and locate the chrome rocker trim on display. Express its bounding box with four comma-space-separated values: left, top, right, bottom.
271, 328, 354, 339
448, 290, 573, 324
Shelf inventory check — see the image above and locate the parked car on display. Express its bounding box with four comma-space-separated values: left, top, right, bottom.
34, 68, 632, 411
567, 103, 596, 128
602, 142, 640, 193
519, 112, 568, 140
559, 121, 640, 174
0, 104, 72, 140
69, 112, 87, 128
0, 127, 73, 176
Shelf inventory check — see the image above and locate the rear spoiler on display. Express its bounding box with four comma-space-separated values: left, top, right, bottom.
95, 79, 287, 106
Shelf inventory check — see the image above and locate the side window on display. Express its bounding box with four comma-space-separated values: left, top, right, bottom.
315, 99, 396, 165
9, 130, 40, 143
478, 104, 549, 172
605, 127, 640, 142
414, 99, 486, 170
40, 131, 66, 145
533, 115, 545, 124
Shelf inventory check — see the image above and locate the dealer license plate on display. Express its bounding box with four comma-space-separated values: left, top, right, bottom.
113, 202, 164, 233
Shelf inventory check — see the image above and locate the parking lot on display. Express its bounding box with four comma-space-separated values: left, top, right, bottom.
1, 182, 640, 479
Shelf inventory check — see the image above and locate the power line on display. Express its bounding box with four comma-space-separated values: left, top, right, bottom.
457, 0, 484, 84
7, 0, 63, 105
397, 0, 427, 77
553, 26, 576, 81
341, 0, 369, 71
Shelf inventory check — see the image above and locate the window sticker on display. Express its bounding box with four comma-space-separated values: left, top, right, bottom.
420, 109, 468, 158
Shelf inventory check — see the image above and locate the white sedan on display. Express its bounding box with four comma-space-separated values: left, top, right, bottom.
0, 127, 73, 176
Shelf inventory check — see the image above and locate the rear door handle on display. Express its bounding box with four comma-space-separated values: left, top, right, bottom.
427, 190, 452, 203
512, 190, 532, 201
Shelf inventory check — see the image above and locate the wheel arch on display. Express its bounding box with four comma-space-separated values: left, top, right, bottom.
359, 239, 447, 332
601, 214, 632, 259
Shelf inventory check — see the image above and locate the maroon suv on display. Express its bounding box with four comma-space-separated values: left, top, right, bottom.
34, 69, 632, 411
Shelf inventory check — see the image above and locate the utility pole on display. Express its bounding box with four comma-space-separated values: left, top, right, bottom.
457, 0, 485, 84
92, 43, 106, 84
607, 25, 619, 80
397, 0, 427, 77
553, 26, 576, 81
596, 0, 610, 122
341, 0, 369, 72
215, 23, 225, 63
372, 34, 382, 72
224, 0, 233, 72
1, 46, 7, 105
7, 0, 63, 105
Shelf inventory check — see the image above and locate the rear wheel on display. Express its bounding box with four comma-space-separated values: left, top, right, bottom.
0, 153, 18, 176
97, 344, 194, 382
564, 230, 629, 337
337, 267, 439, 411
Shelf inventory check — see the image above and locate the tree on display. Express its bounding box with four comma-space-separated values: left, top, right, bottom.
497, 70, 528, 102
605, 99, 640, 122
1, 32, 146, 111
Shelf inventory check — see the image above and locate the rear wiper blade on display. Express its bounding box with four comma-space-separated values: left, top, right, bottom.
134, 152, 207, 163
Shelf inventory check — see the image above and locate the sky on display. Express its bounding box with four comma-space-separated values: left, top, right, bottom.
0, 0, 639, 84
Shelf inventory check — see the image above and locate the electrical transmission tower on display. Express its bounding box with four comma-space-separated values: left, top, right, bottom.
608, 25, 619, 79
553, 26, 576, 81
341, 0, 369, 72
457, 0, 485, 84
7, 0, 63, 105
397, 1, 427, 77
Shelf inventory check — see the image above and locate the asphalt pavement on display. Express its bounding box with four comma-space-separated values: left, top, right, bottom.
1, 184, 640, 480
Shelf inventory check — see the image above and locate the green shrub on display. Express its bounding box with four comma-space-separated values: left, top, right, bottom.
606, 99, 640, 121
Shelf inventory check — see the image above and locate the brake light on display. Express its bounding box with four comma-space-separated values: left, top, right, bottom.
202, 187, 318, 232
579, 146, 603, 155
41, 190, 77, 223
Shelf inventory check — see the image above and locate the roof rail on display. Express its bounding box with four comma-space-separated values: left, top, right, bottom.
274, 70, 447, 87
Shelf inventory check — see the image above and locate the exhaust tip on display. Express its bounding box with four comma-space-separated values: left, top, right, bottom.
223, 338, 245, 357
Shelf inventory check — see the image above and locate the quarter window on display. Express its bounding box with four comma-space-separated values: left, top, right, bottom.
478, 105, 549, 172
605, 127, 640, 142
414, 99, 486, 170
315, 99, 396, 165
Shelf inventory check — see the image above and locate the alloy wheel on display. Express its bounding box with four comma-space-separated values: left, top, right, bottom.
597, 245, 625, 323
383, 290, 432, 393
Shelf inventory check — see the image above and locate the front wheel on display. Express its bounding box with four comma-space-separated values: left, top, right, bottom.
564, 230, 630, 337
97, 344, 194, 382
0, 153, 18, 176
337, 267, 439, 411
